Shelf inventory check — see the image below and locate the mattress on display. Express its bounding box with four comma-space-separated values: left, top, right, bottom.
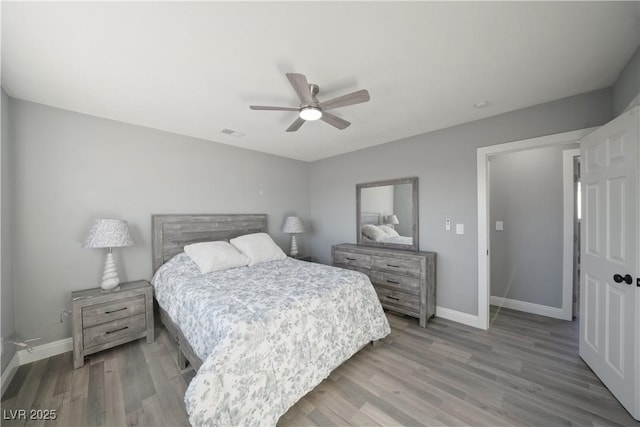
152, 253, 390, 426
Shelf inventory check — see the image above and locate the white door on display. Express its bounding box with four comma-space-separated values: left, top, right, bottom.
580, 106, 639, 420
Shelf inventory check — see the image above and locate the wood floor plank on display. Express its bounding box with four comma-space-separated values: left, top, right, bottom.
51, 352, 73, 398
141, 394, 169, 427
2, 307, 639, 427
117, 346, 143, 417
139, 334, 190, 427
11, 359, 49, 427
67, 364, 90, 427
24, 355, 64, 427
2, 364, 32, 402
103, 356, 127, 427
86, 362, 105, 427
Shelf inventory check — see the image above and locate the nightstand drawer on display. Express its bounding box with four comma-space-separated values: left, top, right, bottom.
371, 256, 421, 277
371, 271, 419, 295
334, 250, 371, 269
83, 313, 146, 349
82, 294, 145, 328
374, 286, 419, 314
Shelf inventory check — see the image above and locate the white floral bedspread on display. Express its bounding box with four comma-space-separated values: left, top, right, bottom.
152, 253, 390, 426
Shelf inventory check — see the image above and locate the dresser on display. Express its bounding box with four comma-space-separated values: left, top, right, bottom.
332, 244, 436, 327
71, 280, 154, 368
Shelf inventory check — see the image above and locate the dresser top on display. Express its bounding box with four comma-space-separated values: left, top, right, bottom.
332, 243, 436, 257
71, 280, 151, 301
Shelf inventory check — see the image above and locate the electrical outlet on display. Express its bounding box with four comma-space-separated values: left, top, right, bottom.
445, 218, 451, 231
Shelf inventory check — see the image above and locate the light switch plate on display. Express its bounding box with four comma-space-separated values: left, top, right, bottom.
456, 224, 464, 234
496, 221, 504, 231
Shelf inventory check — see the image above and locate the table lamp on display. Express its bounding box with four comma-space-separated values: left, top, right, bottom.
386, 214, 399, 229
282, 216, 305, 257
83, 219, 134, 291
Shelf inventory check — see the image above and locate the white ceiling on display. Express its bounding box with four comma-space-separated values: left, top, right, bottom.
2, 2, 639, 162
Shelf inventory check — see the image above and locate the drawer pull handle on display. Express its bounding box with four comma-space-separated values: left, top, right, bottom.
105, 326, 129, 335
346, 257, 356, 261
387, 280, 400, 284
105, 307, 127, 315
387, 264, 400, 268
387, 296, 400, 301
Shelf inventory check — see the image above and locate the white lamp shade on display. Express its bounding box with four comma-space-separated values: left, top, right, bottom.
282, 216, 305, 233
386, 214, 400, 225
83, 219, 134, 248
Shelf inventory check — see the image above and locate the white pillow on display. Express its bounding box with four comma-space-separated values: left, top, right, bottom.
379, 225, 400, 237
184, 241, 249, 274
230, 232, 287, 266
361, 224, 387, 241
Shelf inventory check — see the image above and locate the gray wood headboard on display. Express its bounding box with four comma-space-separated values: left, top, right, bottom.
151, 214, 267, 273
361, 212, 382, 226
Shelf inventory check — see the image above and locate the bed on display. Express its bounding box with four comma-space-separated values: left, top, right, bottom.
360, 212, 413, 245
151, 214, 390, 426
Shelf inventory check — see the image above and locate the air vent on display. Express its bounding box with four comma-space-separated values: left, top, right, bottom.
220, 128, 245, 138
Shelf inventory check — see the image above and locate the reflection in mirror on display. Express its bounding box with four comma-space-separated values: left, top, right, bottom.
357, 177, 418, 251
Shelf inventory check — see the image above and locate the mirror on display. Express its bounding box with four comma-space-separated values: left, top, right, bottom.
356, 177, 418, 251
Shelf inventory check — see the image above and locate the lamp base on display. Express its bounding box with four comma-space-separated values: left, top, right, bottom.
289, 235, 299, 257
101, 252, 120, 291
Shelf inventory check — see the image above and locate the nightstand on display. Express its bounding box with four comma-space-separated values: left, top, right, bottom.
71, 280, 154, 369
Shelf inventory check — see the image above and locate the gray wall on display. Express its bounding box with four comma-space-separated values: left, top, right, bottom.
10, 98, 310, 345
360, 186, 393, 221
489, 145, 576, 308
1, 90, 16, 371
613, 45, 640, 116
309, 88, 612, 316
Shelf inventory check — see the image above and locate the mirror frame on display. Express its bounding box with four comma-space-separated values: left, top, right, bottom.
356, 177, 419, 251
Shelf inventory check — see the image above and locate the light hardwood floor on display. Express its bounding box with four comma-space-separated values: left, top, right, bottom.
2, 307, 638, 426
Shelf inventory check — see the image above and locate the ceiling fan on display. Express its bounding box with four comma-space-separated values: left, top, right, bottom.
250, 73, 370, 132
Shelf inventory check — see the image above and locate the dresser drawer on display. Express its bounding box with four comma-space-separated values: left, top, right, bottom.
374, 286, 419, 314
83, 313, 146, 349
334, 250, 371, 269
82, 294, 145, 328
371, 271, 419, 295
372, 256, 421, 277
332, 244, 436, 328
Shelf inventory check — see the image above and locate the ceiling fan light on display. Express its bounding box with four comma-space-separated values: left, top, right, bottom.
299, 107, 322, 121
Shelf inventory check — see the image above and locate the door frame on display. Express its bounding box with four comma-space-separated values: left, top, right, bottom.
476, 128, 596, 329
562, 148, 580, 320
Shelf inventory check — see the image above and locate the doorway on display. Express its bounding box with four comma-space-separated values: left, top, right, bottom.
476, 128, 596, 330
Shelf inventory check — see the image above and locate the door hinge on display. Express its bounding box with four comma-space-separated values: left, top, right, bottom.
637, 277, 640, 287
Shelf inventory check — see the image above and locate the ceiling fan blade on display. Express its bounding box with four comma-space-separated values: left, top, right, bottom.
321, 112, 351, 130
286, 117, 306, 132
250, 105, 299, 111
286, 73, 313, 104
319, 89, 370, 111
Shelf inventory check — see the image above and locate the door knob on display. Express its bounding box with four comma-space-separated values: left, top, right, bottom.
613, 274, 633, 285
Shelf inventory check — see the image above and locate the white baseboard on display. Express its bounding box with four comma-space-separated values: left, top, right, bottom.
435, 306, 483, 329
17, 337, 72, 366
1, 352, 20, 397
490, 296, 564, 320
